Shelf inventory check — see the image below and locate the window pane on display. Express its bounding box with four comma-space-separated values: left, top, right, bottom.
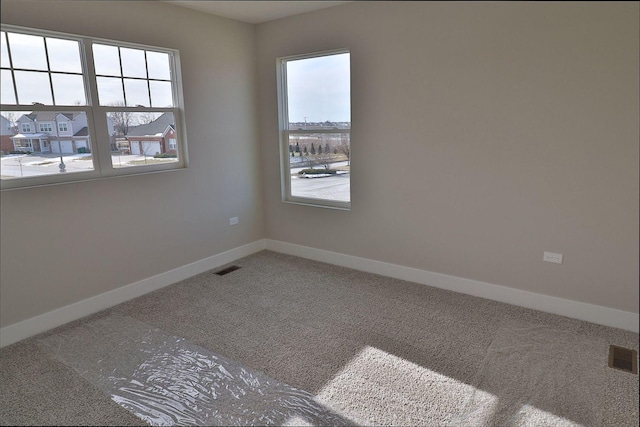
7, 32, 48, 70
1, 32, 10, 68
1, 69, 16, 104
1, 110, 95, 179
92, 43, 121, 76
147, 51, 171, 80
120, 47, 146, 78
282, 51, 351, 206
288, 132, 350, 202
14, 70, 52, 105
46, 37, 82, 73
1, 25, 184, 188
124, 78, 149, 107
52, 73, 86, 105
149, 80, 173, 107
286, 53, 350, 125
97, 76, 124, 106
108, 111, 178, 168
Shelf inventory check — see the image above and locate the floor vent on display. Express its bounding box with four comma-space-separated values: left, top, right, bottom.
214, 265, 241, 276
608, 345, 637, 374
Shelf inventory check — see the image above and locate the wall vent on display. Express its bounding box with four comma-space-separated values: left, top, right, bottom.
608, 345, 637, 374
214, 265, 241, 276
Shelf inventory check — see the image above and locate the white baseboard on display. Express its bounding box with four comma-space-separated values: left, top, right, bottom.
2, 237, 636, 348
265, 239, 639, 333
0, 239, 267, 348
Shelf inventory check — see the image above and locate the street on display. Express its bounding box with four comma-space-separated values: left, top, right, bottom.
289, 160, 350, 202
1, 153, 178, 179
291, 172, 350, 202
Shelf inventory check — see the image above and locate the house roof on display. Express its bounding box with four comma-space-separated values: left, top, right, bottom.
23, 112, 77, 122
127, 112, 175, 137
74, 127, 89, 137
11, 133, 47, 139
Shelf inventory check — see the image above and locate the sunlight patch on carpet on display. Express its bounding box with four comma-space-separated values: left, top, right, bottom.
315, 345, 498, 425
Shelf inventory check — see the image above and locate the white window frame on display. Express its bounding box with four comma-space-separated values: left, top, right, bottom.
38, 123, 53, 132
57, 122, 68, 132
16, 138, 33, 149
1, 24, 188, 191
276, 48, 351, 210
20, 123, 31, 133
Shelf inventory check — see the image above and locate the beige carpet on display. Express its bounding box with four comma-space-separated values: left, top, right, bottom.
1, 250, 638, 426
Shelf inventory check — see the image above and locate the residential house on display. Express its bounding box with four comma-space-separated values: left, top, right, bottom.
0, 115, 14, 153
11, 112, 114, 154
123, 112, 177, 156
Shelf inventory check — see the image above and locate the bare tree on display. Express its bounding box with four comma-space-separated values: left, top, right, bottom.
107, 103, 133, 136
141, 142, 154, 164
311, 151, 335, 170
4, 112, 17, 133
338, 134, 350, 166
138, 112, 160, 125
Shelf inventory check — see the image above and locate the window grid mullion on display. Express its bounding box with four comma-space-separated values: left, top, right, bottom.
42, 36, 56, 106
118, 47, 127, 107
80, 38, 106, 175
144, 51, 152, 107
9, 67, 83, 76
3, 31, 20, 105
1, 24, 186, 190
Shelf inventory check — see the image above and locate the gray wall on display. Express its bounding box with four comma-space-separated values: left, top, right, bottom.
0, 1, 263, 327
256, 2, 639, 312
1, 1, 638, 330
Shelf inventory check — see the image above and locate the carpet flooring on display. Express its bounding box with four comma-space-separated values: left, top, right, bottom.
1, 250, 638, 426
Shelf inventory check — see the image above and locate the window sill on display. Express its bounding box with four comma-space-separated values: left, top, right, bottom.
283, 198, 351, 211
1, 165, 188, 192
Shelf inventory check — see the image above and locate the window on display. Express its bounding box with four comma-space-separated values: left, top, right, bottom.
1, 25, 187, 190
277, 50, 351, 209
38, 123, 53, 132
168, 138, 177, 150
15, 138, 32, 149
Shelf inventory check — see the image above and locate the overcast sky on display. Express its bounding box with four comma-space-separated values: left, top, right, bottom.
1, 31, 173, 107
3, 31, 348, 119
286, 52, 350, 123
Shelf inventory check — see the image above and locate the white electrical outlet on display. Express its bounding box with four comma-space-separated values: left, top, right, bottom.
543, 251, 563, 264
229, 217, 239, 226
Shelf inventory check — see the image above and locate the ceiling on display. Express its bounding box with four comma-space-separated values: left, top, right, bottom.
163, 1, 351, 24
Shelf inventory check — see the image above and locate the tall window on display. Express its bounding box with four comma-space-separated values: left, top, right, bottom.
278, 50, 351, 209
1, 25, 186, 190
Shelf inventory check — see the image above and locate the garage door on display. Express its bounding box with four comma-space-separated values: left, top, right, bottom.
130, 141, 140, 155
51, 140, 73, 154
141, 141, 161, 156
